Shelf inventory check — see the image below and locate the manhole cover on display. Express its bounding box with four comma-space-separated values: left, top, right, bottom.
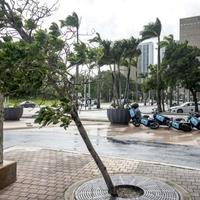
74, 175, 180, 200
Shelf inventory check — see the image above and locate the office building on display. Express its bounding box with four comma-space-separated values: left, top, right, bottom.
120, 42, 154, 81
180, 16, 200, 48
137, 42, 154, 75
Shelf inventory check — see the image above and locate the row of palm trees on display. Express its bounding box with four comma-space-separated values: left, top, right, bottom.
89, 18, 163, 110
90, 35, 141, 108
64, 12, 163, 111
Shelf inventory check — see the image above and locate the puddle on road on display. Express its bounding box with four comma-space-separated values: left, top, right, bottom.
68, 122, 200, 147
106, 124, 200, 146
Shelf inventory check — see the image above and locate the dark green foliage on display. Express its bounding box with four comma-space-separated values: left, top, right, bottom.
163, 41, 200, 92
162, 40, 200, 111
49, 22, 61, 37
0, 41, 47, 98
140, 18, 162, 41
60, 12, 80, 29
24, 19, 37, 30
35, 97, 72, 129
68, 42, 88, 65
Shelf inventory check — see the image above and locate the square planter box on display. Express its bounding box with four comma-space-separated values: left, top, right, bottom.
0, 161, 17, 189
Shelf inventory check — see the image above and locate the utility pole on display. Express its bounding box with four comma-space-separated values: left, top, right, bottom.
0, 94, 3, 164
75, 27, 79, 109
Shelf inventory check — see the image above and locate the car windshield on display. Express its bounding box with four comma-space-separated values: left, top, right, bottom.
180, 102, 188, 107
181, 102, 194, 107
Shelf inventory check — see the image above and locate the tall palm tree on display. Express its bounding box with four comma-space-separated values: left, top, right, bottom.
140, 18, 162, 112
61, 12, 81, 107
112, 40, 126, 106
90, 35, 117, 105
122, 37, 141, 104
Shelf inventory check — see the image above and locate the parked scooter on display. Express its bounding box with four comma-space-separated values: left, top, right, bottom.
169, 118, 192, 132
153, 113, 171, 126
139, 115, 160, 129
187, 113, 200, 130
129, 103, 159, 129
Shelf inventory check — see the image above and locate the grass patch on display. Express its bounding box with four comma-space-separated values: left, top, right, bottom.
4, 98, 59, 107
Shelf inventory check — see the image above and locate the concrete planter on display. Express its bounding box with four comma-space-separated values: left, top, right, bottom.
4, 107, 23, 121
0, 161, 17, 190
107, 108, 130, 124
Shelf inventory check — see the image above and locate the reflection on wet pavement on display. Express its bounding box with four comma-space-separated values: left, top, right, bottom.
93, 122, 200, 147
4, 121, 200, 169
69, 121, 200, 146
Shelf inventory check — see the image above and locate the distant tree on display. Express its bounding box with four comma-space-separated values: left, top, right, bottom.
160, 34, 177, 107
122, 37, 141, 104
91, 34, 140, 108
163, 41, 200, 112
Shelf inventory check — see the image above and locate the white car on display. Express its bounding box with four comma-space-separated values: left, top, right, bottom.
169, 102, 200, 113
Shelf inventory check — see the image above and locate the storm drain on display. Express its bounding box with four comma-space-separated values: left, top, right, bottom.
74, 175, 180, 200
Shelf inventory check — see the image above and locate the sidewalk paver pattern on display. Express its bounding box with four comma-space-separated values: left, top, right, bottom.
0, 149, 200, 200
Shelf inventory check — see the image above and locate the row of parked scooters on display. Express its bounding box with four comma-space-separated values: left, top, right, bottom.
129, 104, 200, 132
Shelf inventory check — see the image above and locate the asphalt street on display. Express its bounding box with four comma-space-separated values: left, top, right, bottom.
4, 124, 200, 169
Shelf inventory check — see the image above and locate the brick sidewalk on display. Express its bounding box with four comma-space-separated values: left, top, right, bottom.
0, 149, 200, 200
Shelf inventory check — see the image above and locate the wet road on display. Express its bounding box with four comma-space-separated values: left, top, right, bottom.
4, 123, 200, 169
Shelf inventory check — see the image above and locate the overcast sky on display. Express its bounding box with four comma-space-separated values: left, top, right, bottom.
45, 0, 200, 41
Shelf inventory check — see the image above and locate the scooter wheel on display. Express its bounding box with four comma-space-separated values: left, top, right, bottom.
166, 120, 171, 127
196, 123, 200, 130
149, 122, 159, 129
181, 124, 192, 132
134, 122, 140, 127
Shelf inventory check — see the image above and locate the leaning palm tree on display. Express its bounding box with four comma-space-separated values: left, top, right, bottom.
60, 12, 81, 107
140, 18, 162, 112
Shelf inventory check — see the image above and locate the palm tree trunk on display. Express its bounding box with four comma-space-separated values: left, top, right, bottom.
117, 63, 122, 102
190, 89, 198, 112
161, 89, 165, 112
169, 87, 173, 107
0, 93, 4, 164
96, 65, 101, 109
113, 64, 119, 106
124, 65, 131, 105
144, 93, 147, 106
70, 106, 118, 197
157, 37, 162, 112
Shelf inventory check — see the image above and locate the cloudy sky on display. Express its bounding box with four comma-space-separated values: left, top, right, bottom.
45, 0, 200, 41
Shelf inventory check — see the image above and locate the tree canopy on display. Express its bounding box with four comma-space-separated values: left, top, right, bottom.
162, 40, 200, 111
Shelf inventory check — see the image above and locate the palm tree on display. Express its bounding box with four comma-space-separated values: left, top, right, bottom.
140, 18, 162, 112
124, 37, 141, 103
60, 12, 81, 107
112, 40, 126, 106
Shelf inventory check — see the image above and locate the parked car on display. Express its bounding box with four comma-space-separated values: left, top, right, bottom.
169, 102, 200, 113
19, 101, 36, 108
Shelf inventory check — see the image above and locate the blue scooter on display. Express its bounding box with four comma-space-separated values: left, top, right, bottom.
129, 104, 159, 129
169, 118, 192, 132
187, 113, 200, 130
153, 113, 171, 126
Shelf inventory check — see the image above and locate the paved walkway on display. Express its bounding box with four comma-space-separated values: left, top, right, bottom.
1, 148, 200, 200
2, 110, 200, 200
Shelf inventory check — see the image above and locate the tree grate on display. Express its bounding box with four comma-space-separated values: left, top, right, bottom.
74, 175, 180, 200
